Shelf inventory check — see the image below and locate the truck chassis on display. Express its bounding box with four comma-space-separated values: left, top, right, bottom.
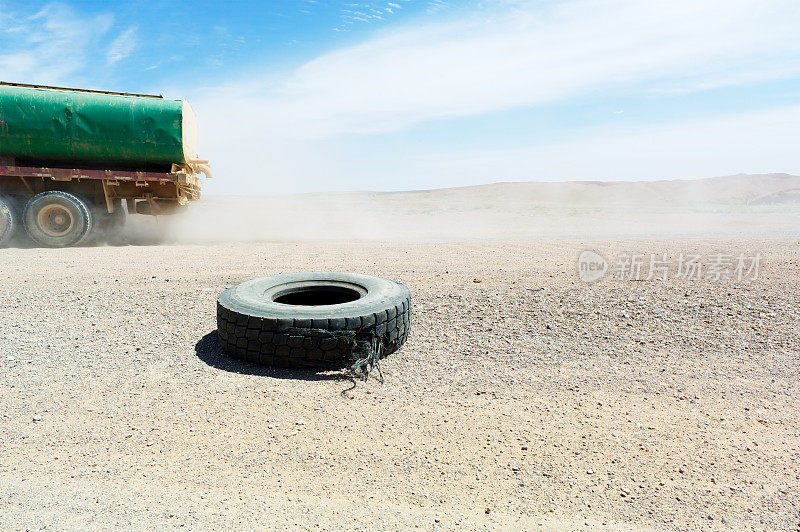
0, 156, 202, 247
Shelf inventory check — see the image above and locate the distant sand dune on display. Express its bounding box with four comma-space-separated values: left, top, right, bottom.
125, 173, 800, 243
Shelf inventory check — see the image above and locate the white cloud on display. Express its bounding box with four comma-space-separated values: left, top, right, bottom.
0, 4, 113, 85
188, 0, 800, 193
418, 105, 800, 186
196, 102, 800, 195
197, 0, 800, 139
107, 25, 138, 66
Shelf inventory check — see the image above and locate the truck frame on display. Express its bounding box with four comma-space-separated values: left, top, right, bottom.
0, 156, 202, 216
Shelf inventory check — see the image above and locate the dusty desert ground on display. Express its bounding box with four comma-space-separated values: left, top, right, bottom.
1, 174, 799, 530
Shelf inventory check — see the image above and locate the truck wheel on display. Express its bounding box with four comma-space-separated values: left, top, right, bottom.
216, 272, 412, 370
0, 195, 17, 246
23, 191, 93, 248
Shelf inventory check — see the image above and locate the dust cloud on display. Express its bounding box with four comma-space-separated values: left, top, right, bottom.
123, 173, 800, 244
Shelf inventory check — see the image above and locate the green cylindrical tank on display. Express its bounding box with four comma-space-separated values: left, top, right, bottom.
0, 83, 199, 172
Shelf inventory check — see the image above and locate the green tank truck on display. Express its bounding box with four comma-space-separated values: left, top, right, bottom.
0, 82, 212, 247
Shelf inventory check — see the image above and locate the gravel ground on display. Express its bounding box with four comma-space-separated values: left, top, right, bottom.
0, 239, 798, 530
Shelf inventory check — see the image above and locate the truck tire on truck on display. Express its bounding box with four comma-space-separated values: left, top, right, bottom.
0, 195, 17, 246
23, 191, 94, 247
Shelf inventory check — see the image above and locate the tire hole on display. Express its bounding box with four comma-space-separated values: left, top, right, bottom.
273, 286, 361, 306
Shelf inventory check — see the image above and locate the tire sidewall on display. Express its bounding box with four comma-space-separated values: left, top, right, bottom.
218, 272, 410, 320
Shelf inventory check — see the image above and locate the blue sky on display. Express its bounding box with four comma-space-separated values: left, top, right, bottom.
1, 0, 799, 194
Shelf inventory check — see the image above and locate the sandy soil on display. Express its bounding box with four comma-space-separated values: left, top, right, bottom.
1, 175, 799, 530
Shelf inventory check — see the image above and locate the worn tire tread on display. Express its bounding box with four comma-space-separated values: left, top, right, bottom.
216, 295, 411, 369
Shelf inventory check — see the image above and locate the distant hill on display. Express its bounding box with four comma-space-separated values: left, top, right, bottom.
149, 173, 800, 242
355, 173, 800, 208
213, 173, 800, 209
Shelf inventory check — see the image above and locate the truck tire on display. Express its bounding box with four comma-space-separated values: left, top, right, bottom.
217, 272, 412, 369
0, 195, 17, 246
23, 191, 93, 248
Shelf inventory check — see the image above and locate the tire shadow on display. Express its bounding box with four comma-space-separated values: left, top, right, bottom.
194, 331, 351, 382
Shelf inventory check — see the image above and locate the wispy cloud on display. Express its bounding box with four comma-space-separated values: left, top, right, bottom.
191, 0, 800, 193
199, 0, 800, 139
107, 25, 138, 66
0, 3, 113, 85
335, 0, 414, 30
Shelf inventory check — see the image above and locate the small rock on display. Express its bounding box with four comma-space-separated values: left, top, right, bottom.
484, 508, 490, 514
473, 278, 482, 283
32, 415, 42, 422
296, 419, 306, 426
586, 469, 594, 474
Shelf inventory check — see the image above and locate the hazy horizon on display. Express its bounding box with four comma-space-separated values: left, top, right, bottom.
196, 172, 800, 196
